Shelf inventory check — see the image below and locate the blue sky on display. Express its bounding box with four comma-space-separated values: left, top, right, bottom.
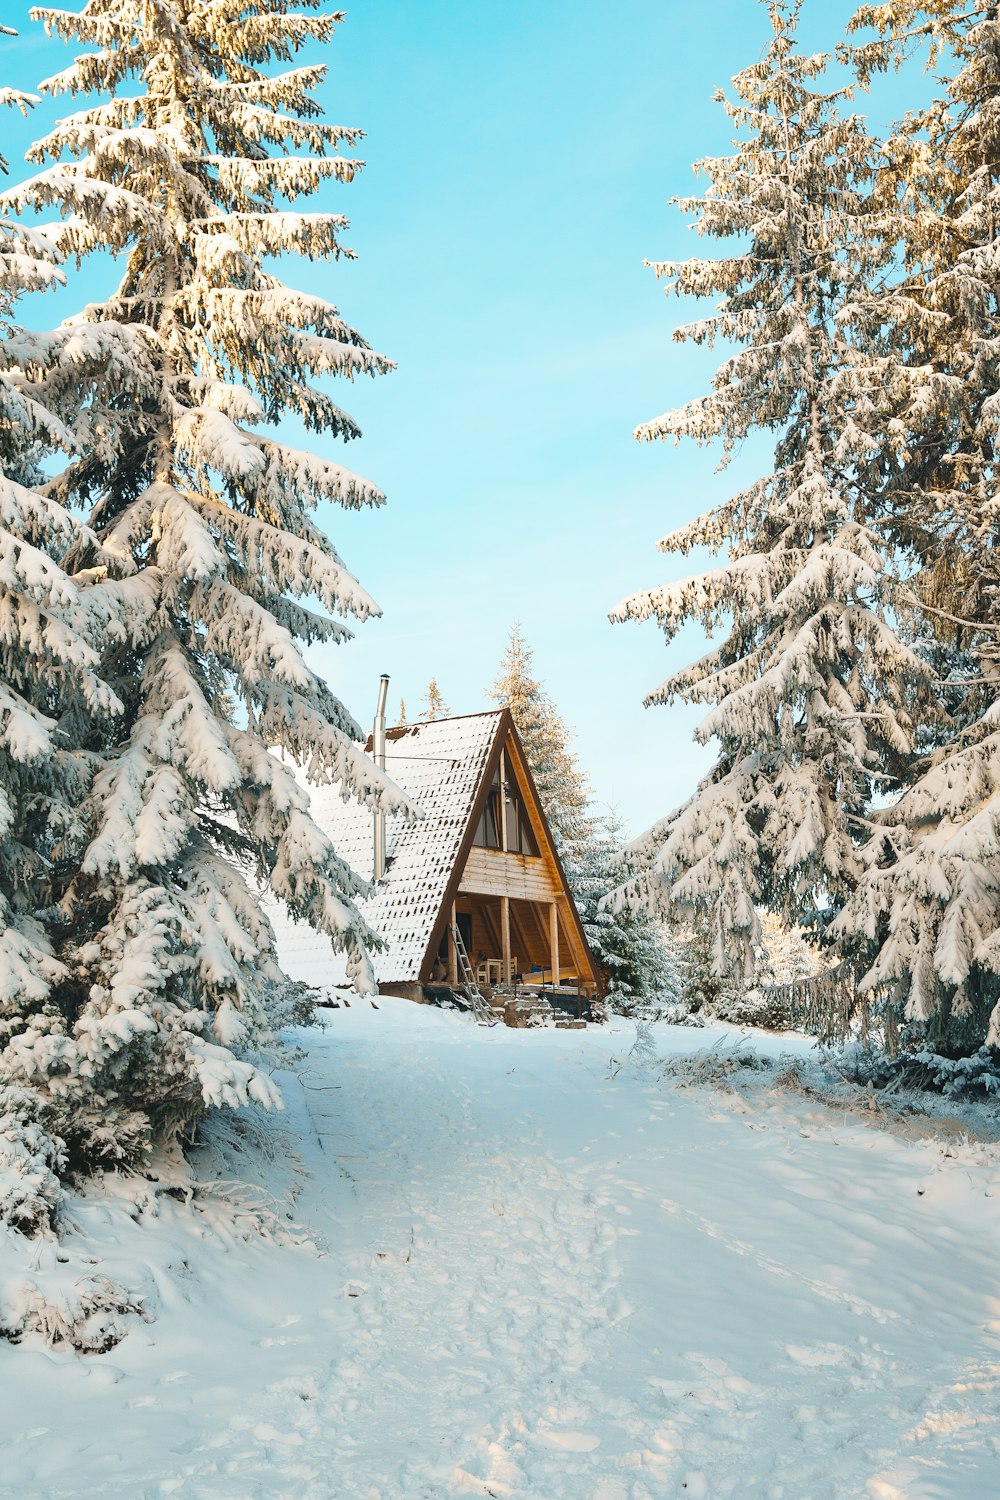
3, 0, 906, 834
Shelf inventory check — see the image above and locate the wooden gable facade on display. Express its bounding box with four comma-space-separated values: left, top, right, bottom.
419, 714, 598, 997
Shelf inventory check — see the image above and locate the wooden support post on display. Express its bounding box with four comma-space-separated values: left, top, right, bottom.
549, 902, 560, 988
501, 896, 511, 986
498, 748, 508, 852
448, 900, 458, 986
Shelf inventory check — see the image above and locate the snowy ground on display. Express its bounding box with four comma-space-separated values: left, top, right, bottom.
3, 1002, 1000, 1499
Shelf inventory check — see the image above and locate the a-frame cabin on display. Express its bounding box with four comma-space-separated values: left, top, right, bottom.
269, 709, 601, 1012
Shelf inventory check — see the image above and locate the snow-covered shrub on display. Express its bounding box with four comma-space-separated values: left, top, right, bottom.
711, 986, 801, 1033
658, 1046, 771, 1090
0, 1087, 64, 1237
657, 1001, 705, 1028
836, 1042, 1000, 1101
0, 1254, 148, 1353
260, 978, 319, 1035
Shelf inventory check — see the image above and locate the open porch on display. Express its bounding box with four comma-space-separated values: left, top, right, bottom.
430, 890, 595, 1001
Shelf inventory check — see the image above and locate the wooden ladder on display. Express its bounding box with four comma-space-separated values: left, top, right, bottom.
450, 923, 497, 1026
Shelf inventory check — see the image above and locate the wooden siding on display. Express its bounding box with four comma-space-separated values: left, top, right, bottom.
458, 847, 561, 902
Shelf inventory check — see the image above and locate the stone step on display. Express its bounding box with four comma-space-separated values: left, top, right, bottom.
499, 996, 557, 1028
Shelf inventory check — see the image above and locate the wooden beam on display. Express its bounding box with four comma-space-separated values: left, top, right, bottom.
448, 900, 458, 986
509, 901, 538, 978
479, 899, 500, 958
549, 902, 560, 987
558, 902, 593, 988
531, 902, 550, 974
498, 748, 509, 852
501, 895, 511, 985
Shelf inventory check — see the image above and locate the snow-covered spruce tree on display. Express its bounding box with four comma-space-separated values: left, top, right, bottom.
611, 1, 926, 986
0, 0, 409, 1175
489, 623, 593, 869
420, 678, 450, 721
669, 916, 733, 1015
575, 809, 681, 1015
0, 55, 80, 1235
828, 2, 1000, 1044
0, 51, 152, 1232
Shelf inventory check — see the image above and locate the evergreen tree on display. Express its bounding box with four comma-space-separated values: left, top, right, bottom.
0, 0, 408, 1177
614, 1, 924, 983
420, 678, 450, 721
830, 2, 1000, 1042
0, 49, 145, 1228
489, 623, 592, 866
398, 697, 407, 726
669, 917, 732, 1016
576, 809, 681, 1014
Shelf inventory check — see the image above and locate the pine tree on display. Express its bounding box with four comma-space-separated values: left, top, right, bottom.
398, 698, 407, 726
669, 917, 732, 1016
489, 623, 592, 866
613, 1, 924, 984
0, 0, 409, 1175
829, 2, 1000, 1042
420, 679, 450, 721
0, 48, 143, 1229
575, 810, 681, 1015
0, 57, 78, 1234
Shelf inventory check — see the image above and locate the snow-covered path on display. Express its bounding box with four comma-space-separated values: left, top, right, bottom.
4, 1004, 1000, 1498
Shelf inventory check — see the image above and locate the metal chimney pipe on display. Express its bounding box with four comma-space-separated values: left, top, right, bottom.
373, 673, 390, 881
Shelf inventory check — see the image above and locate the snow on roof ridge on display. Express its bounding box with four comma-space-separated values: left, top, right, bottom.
366, 707, 505, 749
393, 707, 504, 728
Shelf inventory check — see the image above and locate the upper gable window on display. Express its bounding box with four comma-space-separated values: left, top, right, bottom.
473, 776, 502, 850
504, 778, 539, 856
472, 764, 540, 856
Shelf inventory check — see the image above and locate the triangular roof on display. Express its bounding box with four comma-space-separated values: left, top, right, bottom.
268, 710, 505, 989
267, 708, 597, 994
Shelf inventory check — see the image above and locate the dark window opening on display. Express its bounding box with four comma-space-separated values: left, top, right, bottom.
472, 763, 540, 856
436, 911, 472, 966
473, 776, 502, 849
504, 779, 540, 856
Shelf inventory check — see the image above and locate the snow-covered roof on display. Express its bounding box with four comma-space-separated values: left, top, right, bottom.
268, 711, 503, 989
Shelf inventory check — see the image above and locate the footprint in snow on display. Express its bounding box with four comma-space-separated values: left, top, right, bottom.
534, 1428, 602, 1452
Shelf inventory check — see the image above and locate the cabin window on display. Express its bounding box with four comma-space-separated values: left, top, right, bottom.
472, 762, 540, 856
503, 780, 540, 856
473, 777, 502, 849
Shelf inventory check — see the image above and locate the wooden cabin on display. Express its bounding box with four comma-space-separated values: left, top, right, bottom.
269, 709, 601, 1016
